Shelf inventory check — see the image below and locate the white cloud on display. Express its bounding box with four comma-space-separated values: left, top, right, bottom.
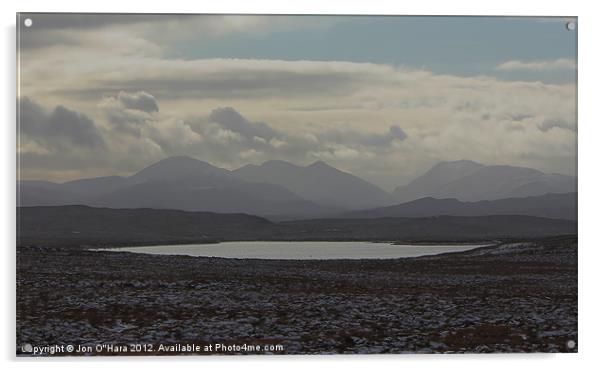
496, 58, 576, 71
269, 138, 287, 149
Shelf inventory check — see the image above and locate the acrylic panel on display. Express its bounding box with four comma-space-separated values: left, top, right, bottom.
16, 13, 577, 356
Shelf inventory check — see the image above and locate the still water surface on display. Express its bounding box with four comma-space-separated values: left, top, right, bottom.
97, 241, 488, 260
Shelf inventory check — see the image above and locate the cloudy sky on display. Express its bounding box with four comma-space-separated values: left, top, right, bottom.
17, 14, 577, 190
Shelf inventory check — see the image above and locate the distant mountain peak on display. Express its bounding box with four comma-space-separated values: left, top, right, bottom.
139, 155, 217, 169
233, 158, 393, 209
394, 159, 575, 203
261, 160, 301, 169
251, 159, 338, 172
154, 155, 200, 164
443, 159, 482, 165
131, 156, 227, 181
307, 160, 333, 169
434, 159, 484, 169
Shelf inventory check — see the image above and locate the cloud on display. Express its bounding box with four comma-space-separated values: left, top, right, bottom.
180, 107, 409, 176
197, 107, 406, 152
208, 107, 277, 140
117, 91, 159, 113
98, 91, 203, 154
22, 58, 399, 102
18, 97, 113, 182
18, 14, 334, 55
19, 97, 105, 150
508, 114, 533, 122
496, 58, 576, 71
309, 145, 362, 161
388, 125, 408, 141
319, 125, 407, 148
99, 91, 159, 135
538, 118, 576, 132
20, 13, 190, 31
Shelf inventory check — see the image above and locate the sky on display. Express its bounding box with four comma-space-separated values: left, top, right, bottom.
17, 14, 577, 190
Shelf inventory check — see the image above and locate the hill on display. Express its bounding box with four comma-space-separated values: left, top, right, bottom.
342, 192, 577, 220
18, 205, 576, 247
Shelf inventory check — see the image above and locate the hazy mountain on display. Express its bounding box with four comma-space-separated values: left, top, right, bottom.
393, 160, 576, 202
18, 180, 84, 206
233, 160, 394, 209
88, 178, 333, 216
129, 156, 229, 183
342, 192, 577, 220
62, 176, 129, 197
17, 156, 338, 217
18, 157, 577, 218
20, 176, 131, 205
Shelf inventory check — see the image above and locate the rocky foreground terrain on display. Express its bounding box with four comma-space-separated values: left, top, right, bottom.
16, 236, 577, 355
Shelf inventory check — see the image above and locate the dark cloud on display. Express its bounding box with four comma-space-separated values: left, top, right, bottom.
209, 107, 278, 140
538, 118, 576, 132
18, 31, 82, 50
49, 107, 106, 147
100, 91, 159, 136
19, 97, 105, 149
117, 91, 159, 113
191, 108, 407, 165
54, 68, 362, 101
19, 13, 191, 31
19, 97, 47, 135
509, 114, 533, 122
18, 14, 195, 51
319, 125, 407, 147
388, 125, 408, 141
181, 108, 408, 169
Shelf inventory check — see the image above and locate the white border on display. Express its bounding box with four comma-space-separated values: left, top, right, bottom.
2, 1, 601, 369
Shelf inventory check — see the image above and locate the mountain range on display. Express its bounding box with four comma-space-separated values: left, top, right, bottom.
18, 156, 577, 219
233, 160, 393, 209
19, 157, 339, 217
393, 160, 576, 202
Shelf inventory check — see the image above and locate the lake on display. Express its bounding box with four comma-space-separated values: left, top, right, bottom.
96, 241, 488, 260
